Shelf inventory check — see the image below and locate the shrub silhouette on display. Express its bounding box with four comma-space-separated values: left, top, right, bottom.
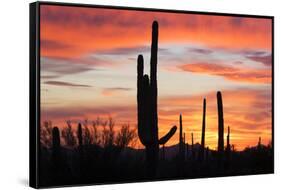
61, 120, 77, 148
40, 121, 53, 148
115, 124, 137, 148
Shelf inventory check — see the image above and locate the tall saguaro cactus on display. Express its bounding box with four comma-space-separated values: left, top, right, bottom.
199, 98, 206, 161
137, 21, 177, 177
217, 91, 224, 155
179, 114, 184, 161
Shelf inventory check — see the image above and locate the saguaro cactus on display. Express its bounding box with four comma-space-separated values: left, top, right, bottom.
137, 21, 177, 177
77, 123, 83, 147
226, 126, 231, 152
199, 98, 206, 161
52, 127, 60, 150
226, 126, 231, 167
191, 132, 195, 159
258, 136, 262, 150
183, 132, 186, 161
217, 91, 224, 156
178, 114, 184, 161
52, 127, 61, 169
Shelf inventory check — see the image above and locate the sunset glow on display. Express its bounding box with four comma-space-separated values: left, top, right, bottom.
40, 5, 272, 151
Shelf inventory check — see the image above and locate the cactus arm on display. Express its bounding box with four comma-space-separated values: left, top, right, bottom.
141, 75, 152, 145
158, 126, 177, 145
137, 55, 147, 146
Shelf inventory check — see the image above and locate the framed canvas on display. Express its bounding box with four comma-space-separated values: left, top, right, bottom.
29, 1, 274, 188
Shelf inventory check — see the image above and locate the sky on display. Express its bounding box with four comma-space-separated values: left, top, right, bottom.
40, 5, 272, 150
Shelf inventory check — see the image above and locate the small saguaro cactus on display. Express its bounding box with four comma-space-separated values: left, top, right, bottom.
137, 21, 177, 177
52, 127, 61, 150
258, 136, 262, 150
226, 126, 231, 152
183, 132, 186, 161
217, 91, 224, 158
52, 127, 61, 168
226, 126, 231, 166
77, 123, 83, 147
199, 98, 206, 161
178, 114, 184, 162
191, 132, 195, 159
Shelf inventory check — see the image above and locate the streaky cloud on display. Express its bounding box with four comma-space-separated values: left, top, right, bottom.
178, 62, 271, 84
44, 80, 92, 87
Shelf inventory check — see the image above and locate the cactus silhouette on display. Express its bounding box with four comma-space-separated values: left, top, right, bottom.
77, 123, 83, 147
226, 126, 231, 167
137, 21, 177, 177
217, 91, 224, 163
77, 123, 85, 176
52, 127, 60, 150
191, 132, 195, 160
159, 126, 177, 160
178, 114, 184, 162
199, 98, 206, 161
183, 132, 186, 161
226, 126, 231, 152
258, 136, 262, 150
52, 127, 61, 173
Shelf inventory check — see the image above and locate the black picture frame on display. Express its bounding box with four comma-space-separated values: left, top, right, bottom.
30, 1, 274, 188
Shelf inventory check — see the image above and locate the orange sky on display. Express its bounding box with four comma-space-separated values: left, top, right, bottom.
40, 4, 272, 150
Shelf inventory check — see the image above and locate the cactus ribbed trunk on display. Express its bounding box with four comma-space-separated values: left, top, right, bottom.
217, 91, 224, 157
199, 98, 206, 161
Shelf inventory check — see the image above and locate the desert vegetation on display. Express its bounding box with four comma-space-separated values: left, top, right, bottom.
39, 21, 273, 187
